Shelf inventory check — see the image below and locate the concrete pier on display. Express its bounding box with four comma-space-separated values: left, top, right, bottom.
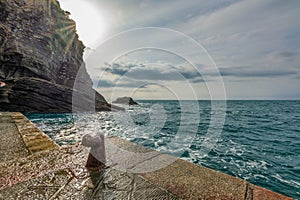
0, 112, 294, 199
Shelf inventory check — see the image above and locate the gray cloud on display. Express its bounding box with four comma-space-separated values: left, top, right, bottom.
96, 79, 115, 88
103, 62, 298, 84
268, 51, 298, 62
105, 62, 145, 76
114, 80, 148, 88
219, 66, 297, 78
104, 62, 201, 81
276, 52, 296, 58
95, 76, 149, 89
86, 0, 239, 32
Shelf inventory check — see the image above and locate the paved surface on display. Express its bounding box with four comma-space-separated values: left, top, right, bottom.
0, 112, 294, 199
0, 144, 177, 199
0, 112, 30, 162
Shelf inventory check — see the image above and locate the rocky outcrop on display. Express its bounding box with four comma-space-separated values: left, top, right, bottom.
0, 0, 119, 112
113, 97, 138, 105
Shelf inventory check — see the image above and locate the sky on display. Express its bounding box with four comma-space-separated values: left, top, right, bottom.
58, 0, 300, 101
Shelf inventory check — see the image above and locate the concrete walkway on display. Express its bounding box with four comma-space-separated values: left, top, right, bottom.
0, 112, 29, 162
0, 112, 294, 199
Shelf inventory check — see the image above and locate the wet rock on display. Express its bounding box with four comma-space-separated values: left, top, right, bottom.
113, 97, 139, 105
0, 0, 118, 112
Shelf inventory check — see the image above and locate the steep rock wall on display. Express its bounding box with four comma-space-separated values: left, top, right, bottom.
0, 0, 115, 112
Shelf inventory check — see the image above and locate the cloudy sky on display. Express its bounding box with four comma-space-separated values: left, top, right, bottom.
59, 0, 300, 101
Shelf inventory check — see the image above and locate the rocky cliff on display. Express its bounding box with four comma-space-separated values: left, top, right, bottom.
0, 0, 116, 112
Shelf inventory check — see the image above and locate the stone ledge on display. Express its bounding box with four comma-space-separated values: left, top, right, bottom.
252, 185, 293, 200
10, 112, 59, 153
141, 158, 247, 199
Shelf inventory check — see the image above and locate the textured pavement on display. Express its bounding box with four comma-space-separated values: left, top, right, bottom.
0, 112, 30, 162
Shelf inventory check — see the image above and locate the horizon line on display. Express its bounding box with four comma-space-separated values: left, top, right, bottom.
109, 98, 300, 102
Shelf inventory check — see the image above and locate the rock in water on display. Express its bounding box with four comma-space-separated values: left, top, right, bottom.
0, 0, 117, 112
113, 97, 139, 105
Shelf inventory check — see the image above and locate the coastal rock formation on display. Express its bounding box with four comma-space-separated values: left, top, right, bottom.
0, 0, 117, 112
113, 97, 138, 105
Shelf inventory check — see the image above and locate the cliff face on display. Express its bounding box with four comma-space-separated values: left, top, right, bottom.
0, 0, 113, 112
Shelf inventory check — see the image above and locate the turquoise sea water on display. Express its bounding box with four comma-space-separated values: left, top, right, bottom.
26, 100, 300, 199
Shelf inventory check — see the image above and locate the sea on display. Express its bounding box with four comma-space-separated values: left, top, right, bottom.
26, 100, 300, 199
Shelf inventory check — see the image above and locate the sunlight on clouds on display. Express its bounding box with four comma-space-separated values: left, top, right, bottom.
58, 0, 106, 48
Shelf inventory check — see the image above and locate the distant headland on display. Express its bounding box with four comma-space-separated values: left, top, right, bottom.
113, 97, 139, 105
